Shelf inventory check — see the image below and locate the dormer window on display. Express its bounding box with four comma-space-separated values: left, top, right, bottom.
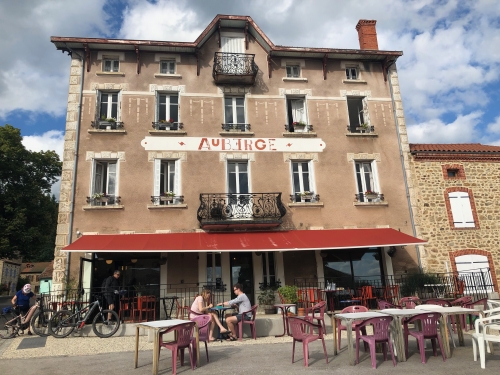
160, 60, 175, 74
103, 59, 119, 72
286, 65, 300, 78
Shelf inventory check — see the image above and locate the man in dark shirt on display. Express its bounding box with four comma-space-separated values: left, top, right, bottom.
104, 270, 120, 322
12, 284, 36, 335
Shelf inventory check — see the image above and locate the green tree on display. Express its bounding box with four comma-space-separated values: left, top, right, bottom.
0, 124, 62, 261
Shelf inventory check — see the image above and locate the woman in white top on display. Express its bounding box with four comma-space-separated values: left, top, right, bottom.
190, 289, 227, 341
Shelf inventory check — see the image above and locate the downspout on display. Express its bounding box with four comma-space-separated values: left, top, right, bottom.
387, 62, 422, 270
62, 43, 84, 287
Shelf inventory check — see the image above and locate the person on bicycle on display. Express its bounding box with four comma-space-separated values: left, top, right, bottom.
11, 284, 36, 335
103, 270, 120, 323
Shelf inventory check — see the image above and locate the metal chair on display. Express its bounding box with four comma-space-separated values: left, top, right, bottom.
289, 316, 328, 367
355, 316, 397, 369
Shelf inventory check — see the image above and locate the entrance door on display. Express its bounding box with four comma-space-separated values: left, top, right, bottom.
230, 252, 254, 305
79, 258, 93, 300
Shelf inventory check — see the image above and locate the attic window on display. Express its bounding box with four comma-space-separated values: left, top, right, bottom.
447, 169, 459, 178
442, 164, 466, 180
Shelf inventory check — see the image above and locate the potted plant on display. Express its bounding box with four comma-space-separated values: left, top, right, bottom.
100, 116, 117, 129
277, 285, 298, 315
159, 118, 175, 130
134, 283, 146, 297
400, 272, 441, 298
364, 190, 379, 199
160, 191, 176, 202
258, 288, 277, 314
91, 192, 108, 203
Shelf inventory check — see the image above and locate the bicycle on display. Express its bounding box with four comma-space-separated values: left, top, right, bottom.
49, 294, 120, 338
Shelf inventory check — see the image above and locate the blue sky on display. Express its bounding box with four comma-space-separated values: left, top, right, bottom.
1, 0, 500, 196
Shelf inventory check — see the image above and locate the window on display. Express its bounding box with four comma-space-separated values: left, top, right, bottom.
153, 159, 180, 205
224, 97, 245, 129
448, 191, 475, 228
347, 97, 370, 132
227, 161, 249, 195
157, 93, 179, 124
262, 252, 276, 288
286, 97, 308, 132
103, 59, 119, 72
92, 160, 118, 205
355, 161, 379, 202
291, 161, 315, 202
286, 65, 300, 78
322, 248, 384, 285
207, 252, 223, 289
98, 92, 119, 121
447, 169, 459, 178
345, 67, 358, 80
160, 60, 175, 74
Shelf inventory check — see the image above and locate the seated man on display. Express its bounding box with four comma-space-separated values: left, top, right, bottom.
217, 283, 251, 341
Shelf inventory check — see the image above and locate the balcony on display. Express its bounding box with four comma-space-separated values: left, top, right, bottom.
150, 195, 185, 205
86, 195, 121, 206
212, 52, 258, 85
221, 123, 251, 132
355, 192, 384, 203
197, 192, 286, 230
346, 124, 377, 136
90, 120, 124, 131
151, 121, 183, 131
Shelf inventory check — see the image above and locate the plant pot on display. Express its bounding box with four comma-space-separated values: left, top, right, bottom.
297, 307, 305, 317
160, 196, 174, 202
365, 194, 378, 200
106, 125, 111, 130
264, 306, 276, 314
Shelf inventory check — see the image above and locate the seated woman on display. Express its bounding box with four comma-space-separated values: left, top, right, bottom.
190, 289, 228, 341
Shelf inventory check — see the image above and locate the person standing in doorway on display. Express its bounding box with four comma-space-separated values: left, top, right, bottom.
103, 270, 120, 323
217, 283, 251, 341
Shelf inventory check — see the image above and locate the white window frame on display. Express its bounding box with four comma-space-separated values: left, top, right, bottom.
91, 159, 119, 204
286, 96, 308, 132
156, 93, 179, 123
354, 160, 379, 202
153, 159, 181, 205
97, 91, 121, 121
160, 60, 176, 74
449, 192, 475, 228
347, 96, 370, 131
286, 65, 301, 78
103, 59, 119, 72
290, 160, 316, 202
224, 96, 246, 125
262, 252, 277, 287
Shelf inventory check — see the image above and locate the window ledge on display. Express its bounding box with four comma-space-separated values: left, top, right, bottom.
219, 132, 254, 137
147, 204, 188, 209
342, 79, 367, 84
345, 132, 378, 137
83, 205, 124, 210
282, 132, 317, 138
283, 77, 308, 82
353, 202, 389, 207
149, 130, 187, 136
96, 72, 125, 76
88, 129, 127, 134
288, 202, 324, 208
154, 73, 182, 79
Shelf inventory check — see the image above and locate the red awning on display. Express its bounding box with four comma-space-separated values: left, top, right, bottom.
62, 228, 426, 253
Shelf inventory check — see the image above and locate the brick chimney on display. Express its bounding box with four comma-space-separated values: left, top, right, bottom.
355, 20, 378, 50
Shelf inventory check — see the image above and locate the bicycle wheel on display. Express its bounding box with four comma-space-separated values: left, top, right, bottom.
92, 310, 120, 338
49, 310, 75, 338
31, 309, 56, 337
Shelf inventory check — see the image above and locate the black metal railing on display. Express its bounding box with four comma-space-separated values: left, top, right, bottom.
151, 122, 183, 131
290, 193, 320, 203
221, 123, 251, 132
86, 195, 121, 206
212, 52, 258, 82
197, 192, 287, 224
91, 120, 124, 130
347, 124, 375, 133
285, 124, 314, 133
355, 193, 384, 202
150, 195, 184, 205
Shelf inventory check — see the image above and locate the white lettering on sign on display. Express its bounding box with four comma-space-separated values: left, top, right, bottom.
141, 137, 326, 152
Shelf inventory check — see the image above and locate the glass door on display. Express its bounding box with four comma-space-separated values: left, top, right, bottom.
227, 161, 251, 219
230, 252, 254, 305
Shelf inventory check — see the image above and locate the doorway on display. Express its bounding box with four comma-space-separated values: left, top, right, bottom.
230, 252, 254, 305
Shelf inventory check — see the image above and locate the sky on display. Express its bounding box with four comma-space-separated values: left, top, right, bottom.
1, 0, 500, 197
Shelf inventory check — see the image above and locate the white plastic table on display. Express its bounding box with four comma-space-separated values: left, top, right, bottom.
134, 319, 199, 375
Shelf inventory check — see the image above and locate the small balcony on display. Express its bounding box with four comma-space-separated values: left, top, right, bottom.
91, 120, 124, 130
221, 123, 251, 132
150, 195, 184, 206
86, 194, 121, 206
285, 123, 314, 133
290, 192, 320, 203
212, 52, 259, 85
355, 192, 384, 203
346, 124, 375, 134
197, 192, 287, 230
151, 121, 183, 131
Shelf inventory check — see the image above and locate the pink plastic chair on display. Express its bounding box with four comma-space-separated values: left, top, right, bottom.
404, 312, 446, 363
336, 305, 368, 350
425, 299, 451, 307
450, 296, 473, 331
237, 304, 258, 341
289, 316, 328, 367
377, 300, 402, 310
400, 296, 421, 309
190, 315, 211, 365
304, 301, 327, 333
355, 316, 397, 369
159, 321, 196, 374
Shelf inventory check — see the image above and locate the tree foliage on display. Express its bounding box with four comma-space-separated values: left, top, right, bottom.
0, 124, 62, 261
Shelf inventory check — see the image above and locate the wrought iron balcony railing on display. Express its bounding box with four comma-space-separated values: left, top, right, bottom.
355, 192, 384, 203
212, 52, 259, 84
221, 123, 251, 132
91, 120, 124, 130
197, 192, 286, 228
285, 124, 314, 133
151, 122, 183, 131
347, 124, 375, 133
86, 195, 121, 206
150, 195, 185, 205
290, 193, 320, 203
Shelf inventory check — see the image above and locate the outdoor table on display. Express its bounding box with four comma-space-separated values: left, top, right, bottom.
134, 319, 199, 375
274, 303, 296, 337
208, 306, 233, 341
158, 296, 178, 320
415, 305, 473, 358
332, 311, 387, 365
379, 308, 427, 362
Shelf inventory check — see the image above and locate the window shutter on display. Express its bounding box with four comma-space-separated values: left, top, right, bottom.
94, 162, 104, 194
449, 192, 468, 227
459, 193, 475, 227
95, 90, 101, 121
153, 159, 161, 205
362, 97, 370, 125
117, 91, 122, 121
173, 160, 181, 204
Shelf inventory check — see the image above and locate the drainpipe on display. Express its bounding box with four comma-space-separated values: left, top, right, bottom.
62, 43, 84, 287
387, 62, 422, 270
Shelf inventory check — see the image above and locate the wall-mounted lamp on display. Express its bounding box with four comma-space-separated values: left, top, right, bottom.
131, 259, 137, 263
105, 259, 113, 265
387, 247, 397, 258
255, 252, 262, 256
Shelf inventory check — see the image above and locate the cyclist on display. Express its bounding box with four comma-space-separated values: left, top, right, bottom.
103, 270, 120, 323
11, 284, 36, 335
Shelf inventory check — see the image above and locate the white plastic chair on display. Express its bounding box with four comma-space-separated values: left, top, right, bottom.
471, 308, 500, 369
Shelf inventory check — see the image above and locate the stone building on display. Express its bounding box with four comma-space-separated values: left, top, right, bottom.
408, 143, 500, 292
49, 15, 424, 305
0, 259, 21, 295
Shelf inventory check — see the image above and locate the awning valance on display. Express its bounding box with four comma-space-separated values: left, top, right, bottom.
62, 228, 426, 253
